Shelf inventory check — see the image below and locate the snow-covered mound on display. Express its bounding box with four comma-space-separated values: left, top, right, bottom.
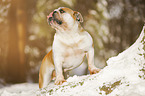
0, 26, 145, 96
36, 26, 145, 96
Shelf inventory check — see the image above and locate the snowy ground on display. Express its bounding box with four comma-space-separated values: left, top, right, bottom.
0, 26, 145, 96
0, 83, 38, 96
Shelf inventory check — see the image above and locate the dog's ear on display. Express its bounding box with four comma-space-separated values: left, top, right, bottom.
73, 11, 83, 23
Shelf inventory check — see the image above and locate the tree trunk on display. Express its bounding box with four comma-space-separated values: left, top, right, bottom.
16, 0, 27, 83
6, 0, 27, 83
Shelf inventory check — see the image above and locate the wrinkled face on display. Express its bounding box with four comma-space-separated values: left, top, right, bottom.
47, 7, 83, 31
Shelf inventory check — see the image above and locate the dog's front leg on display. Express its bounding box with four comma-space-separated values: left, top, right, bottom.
87, 47, 101, 74
53, 56, 66, 85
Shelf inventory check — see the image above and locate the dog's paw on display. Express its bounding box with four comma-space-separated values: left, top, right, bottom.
89, 68, 101, 74
55, 78, 66, 85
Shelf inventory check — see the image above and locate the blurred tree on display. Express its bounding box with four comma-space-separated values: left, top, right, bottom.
0, 0, 11, 82
6, 0, 27, 83
107, 0, 145, 52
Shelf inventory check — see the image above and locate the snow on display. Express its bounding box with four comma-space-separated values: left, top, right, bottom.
0, 26, 145, 96
0, 83, 38, 96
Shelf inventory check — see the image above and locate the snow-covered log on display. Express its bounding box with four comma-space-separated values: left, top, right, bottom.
35, 26, 145, 96
0, 26, 144, 96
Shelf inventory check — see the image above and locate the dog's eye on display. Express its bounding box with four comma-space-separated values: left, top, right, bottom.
59, 9, 65, 13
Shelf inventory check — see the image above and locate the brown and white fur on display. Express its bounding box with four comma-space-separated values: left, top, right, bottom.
39, 7, 101, 88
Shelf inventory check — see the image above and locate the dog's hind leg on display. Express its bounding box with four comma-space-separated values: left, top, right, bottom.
39, 65, 54, 88
39, 50, 55, 88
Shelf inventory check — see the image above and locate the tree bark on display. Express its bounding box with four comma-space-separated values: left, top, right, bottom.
16, 0, 27, 83
6, 0, 27, 83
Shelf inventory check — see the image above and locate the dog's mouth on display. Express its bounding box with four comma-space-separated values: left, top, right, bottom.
47, 11, 63, 25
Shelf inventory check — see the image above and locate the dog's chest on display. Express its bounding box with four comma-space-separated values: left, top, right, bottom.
53, 32, 91, 70
61, 44, 85, 70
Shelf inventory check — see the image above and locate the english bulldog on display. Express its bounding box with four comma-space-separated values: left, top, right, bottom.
39, 7, 101, 88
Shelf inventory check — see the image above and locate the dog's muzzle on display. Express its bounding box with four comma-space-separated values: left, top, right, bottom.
47, 11, 62, 25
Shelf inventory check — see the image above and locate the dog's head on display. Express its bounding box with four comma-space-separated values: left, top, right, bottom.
47, 7, 83, 31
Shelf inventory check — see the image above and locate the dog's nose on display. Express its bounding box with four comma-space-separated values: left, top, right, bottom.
47, 17, 53, 25
49, 17, 53, 21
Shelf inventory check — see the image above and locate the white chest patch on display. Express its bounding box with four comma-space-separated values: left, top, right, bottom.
53, 31, 93, 71
62, 44, 86, 70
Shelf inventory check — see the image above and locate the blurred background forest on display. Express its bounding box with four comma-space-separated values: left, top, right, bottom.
0, 0, 144, 87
